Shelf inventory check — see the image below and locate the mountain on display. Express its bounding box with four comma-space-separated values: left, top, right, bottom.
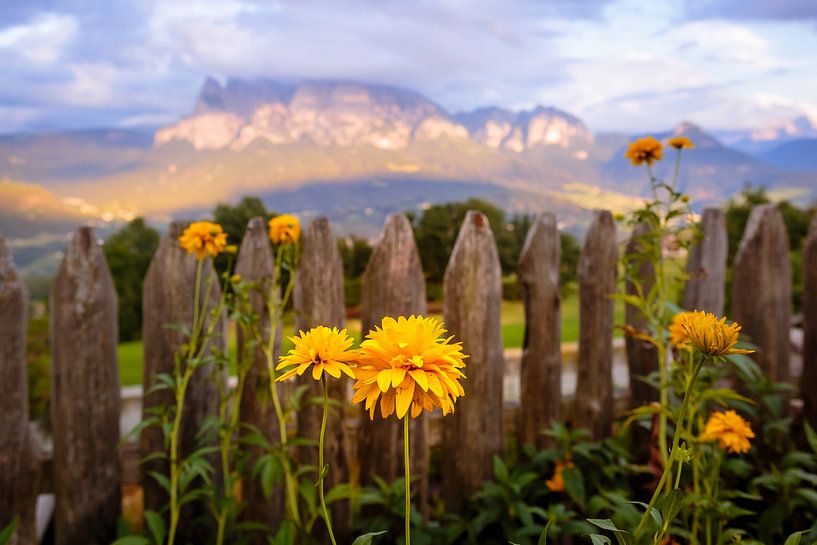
761, 139, 817, 171
2, 77, 817, 279
716, 115, 817, 155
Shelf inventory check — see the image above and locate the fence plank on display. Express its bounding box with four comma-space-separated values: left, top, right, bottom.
517, 213, 561, 448
573, 210, 617, 439
442, 210, 504, 511
235, 217, 284, 534
141, 222, 225, 535
50, 227, 121, 545
0, 236, 38, 545
624, 222, 658, 409
683, 208, 728, 314
359, 214, 429, 511
732, 204, 792, 383
293, 217, 351, 536
801, 216, 817, 428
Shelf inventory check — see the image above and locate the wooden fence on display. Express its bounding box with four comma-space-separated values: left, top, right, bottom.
0, 205, 814, 544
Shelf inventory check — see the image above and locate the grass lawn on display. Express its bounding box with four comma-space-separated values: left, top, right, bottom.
117, 295, 624, 386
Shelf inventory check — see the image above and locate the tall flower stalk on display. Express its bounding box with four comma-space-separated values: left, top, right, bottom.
275, 326, 357, 545
351, 315, 468, 545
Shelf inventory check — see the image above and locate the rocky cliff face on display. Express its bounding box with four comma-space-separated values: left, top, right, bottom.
155, 78, 592, 151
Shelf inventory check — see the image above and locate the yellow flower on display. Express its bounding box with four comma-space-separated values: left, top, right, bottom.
268, 214, 301, 245
625, 136, 664, 166
669, 312, 694, 351
352, 315, 467, 420
701, 410, 755, 454
276, 326, 356, 382
675, 310, 754, 357
178, 221, 228, 260
545, 460, 574, 492
680, 194, 690, 203
668, 136, 695, 150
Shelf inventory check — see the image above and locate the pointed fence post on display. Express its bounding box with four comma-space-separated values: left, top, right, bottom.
358, 214, 429, 512
442, 210, 504, 511
293, 218, 351, 536
517, 213, 562, 448
0, 236, 38, 545
624, 222, 658, 409
573, 210, 617, 440
50, 227, 121, 545
683, 208, 727, 315
235, 217, 284, 534
732, 204, 792, 383
141, 222, 225, 536
801, 216, 817, 428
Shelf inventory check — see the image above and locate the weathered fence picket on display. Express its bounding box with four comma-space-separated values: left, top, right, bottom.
573, 210, 617, 439
235, 217, 284, 534
442, 210, 505, 511
358, 214, 429, 511
50, 227, 121, 545
293, 217, 351, 536
802, 215, 817, 428
683, 208, 728, 315
624, 222, 658, 409
141, 221, 226, 536
517, 212, 562, 448
732, 204, 792, 384
0, 236, 37, 545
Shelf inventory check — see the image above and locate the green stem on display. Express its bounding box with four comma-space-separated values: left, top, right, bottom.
404, 416, 412, 545
635, 356, 705, 539
318, 376, 338, 545
167, 367, 193, 545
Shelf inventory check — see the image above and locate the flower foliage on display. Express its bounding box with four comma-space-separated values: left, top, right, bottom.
701, 410, 755, 454
276, 326, 357, 381
352, 315, 467, 419
624, 136, 664, 166
268, 214, 301, 245
178, 221, 228, 259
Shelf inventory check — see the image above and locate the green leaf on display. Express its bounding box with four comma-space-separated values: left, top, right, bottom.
143, 510, 165, 545
493, 455, 509, 482
351, 531, 388, 545
147, 471, 171, 493
587, 519, 633, 545
537, 520, 553, 545
0, 518, 18, 545
805, 422, 817, 456
629, 501, 662, 532
783, 530, 809, 545
587, 534, 612, 545
659, 490, 684, 529
562, 466, 586, 507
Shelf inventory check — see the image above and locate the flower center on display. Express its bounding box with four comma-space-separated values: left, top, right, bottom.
390, 353, 424, 370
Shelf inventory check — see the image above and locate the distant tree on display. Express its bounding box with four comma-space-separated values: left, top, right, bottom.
724, 184, 814, 313
559, 231, 581, 296
338, 236, 373, 278
103, 218, 160, 342
212, 196, 274, 274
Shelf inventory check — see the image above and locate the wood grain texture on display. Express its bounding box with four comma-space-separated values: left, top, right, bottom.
293, 217, 351, 536
732, 204, 792, 383
0, 236, 38, 545
141, 221, 225, 535
683, 208, 728, 315
624, 222, 658, 409
358, 214, 429, 512
801, 215, 817, 428
441, 210, 504, 511
235, 217, 284, 535
573, 210, 617, 440
50, 227, 121, 545
517, 213, 561, 448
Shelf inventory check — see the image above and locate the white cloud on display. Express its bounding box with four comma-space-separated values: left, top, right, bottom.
0, 13, 77, 63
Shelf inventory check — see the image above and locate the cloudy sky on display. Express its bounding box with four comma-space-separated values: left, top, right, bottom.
1, 0, 817, 134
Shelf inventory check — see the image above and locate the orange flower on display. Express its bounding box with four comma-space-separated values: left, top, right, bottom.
276, 326, 356, 382
668, 136, 694, 150
675, 310, 754, 357
669, 312, 694, 352
545, 460, 574, 492
178, 221, 228, 260
268, 214, 301, 245
701, 410, 754, 454
351, 316, 467, 419
625, 136, 663, 166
